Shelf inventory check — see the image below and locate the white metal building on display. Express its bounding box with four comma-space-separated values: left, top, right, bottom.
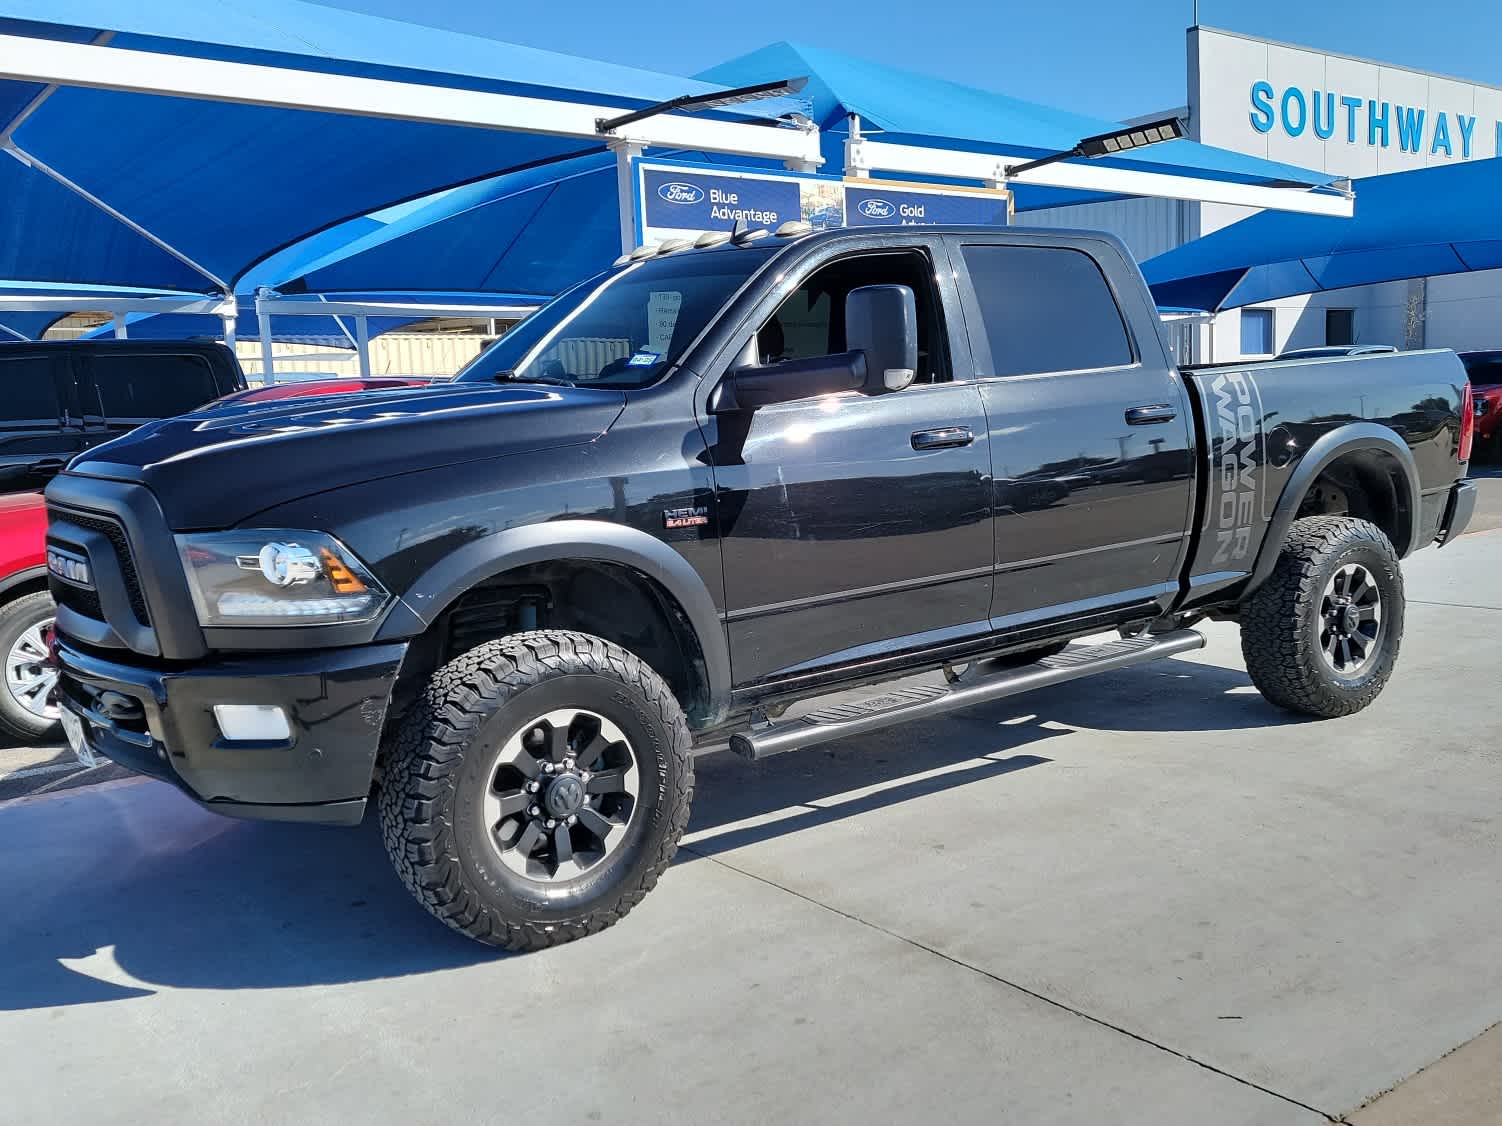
1018, 26, 1502, 362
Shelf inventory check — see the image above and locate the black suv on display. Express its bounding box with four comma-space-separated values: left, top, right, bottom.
0, 340, 244, 494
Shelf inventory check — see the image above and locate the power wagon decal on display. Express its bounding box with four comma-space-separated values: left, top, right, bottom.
1206, 369, 1266, 566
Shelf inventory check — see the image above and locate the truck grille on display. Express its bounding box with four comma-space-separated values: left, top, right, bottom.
47, 507, 151, 626
51, 579, 104, 621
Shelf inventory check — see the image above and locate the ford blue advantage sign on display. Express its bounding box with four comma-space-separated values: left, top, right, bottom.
642, 167, 802, 233
844, 183, 1009, 228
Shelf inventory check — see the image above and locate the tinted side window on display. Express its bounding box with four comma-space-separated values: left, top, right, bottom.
0, 356, 61, 424
961, 245, 1133, 377
85, 354, 222, 419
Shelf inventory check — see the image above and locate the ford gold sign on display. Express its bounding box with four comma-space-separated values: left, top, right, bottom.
47, 547, 92, 587
658, 182, 705, 205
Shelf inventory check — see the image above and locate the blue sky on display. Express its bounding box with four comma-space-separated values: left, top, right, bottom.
325, 0, 1502, 120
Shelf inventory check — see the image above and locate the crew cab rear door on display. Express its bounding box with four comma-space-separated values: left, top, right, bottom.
946, 234, 1196, 629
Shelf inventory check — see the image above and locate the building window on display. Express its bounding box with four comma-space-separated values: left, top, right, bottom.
1326, 308, 1355, 347
1240, 308, 1274, 356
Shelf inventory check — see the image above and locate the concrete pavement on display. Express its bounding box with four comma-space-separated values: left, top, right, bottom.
0, 533, 1498, 1123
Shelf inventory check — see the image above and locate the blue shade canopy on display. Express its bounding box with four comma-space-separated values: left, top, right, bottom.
279, 44, 1337, 297
700, 42, 1334, 194
0, 0, 806, 292
0, 311, 57, 340
1142, 159, 1502, 312
281, 152, 724, 296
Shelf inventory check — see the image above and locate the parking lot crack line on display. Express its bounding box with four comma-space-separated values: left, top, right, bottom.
1407, 598, 1502, 612
682, 843, 1337, 1123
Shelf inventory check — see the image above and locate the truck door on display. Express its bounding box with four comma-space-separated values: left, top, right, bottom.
703, 242, 994, 685
947, 237, 1195, 629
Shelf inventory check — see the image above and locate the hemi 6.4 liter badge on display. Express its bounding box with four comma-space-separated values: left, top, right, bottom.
663, 506, 710, 529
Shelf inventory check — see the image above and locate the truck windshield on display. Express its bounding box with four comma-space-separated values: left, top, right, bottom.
456, 248, 776, 390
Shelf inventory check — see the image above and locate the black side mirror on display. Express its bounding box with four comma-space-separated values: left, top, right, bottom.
846, 284, 917, 394
720, 352, 868, 410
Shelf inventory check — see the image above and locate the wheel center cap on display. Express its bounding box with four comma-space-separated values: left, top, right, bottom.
543, 773, 585, 818
1338, 605, 1361, 635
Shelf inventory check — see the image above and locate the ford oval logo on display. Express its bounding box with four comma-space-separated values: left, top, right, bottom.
658, 182, 705, 205
858, 198, 896, 219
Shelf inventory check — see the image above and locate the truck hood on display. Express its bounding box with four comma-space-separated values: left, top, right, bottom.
63, 381, 626, 529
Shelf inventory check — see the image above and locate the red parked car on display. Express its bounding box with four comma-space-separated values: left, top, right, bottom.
1460, 352, 1502, 460
0, 491, 54, 739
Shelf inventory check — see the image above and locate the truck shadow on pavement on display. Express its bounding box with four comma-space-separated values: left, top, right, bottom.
681, 657, 1301, 858
0, 655, 1293, 1011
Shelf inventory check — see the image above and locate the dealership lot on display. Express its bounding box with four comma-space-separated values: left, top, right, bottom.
0, 520, 1495, 1123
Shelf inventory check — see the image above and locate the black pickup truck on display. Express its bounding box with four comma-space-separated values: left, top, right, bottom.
46, 227, 1476, 948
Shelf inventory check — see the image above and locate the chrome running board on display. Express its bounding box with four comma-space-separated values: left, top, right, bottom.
728, 630, 1205, 761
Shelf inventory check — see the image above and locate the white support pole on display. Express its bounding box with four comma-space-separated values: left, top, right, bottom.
257, 303, 275, 384
843, 113, 868, 180
611, 140, 644, 254
355, 315, 371, 377
111, 313, 127, 339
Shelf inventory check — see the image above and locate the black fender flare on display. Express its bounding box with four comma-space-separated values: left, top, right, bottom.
0, 565, 48, 601
375, 520, 731, 721
1247, 422, 1421, 593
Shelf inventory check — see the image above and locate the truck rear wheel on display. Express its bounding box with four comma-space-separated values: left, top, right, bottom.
379, 630, 693, 949
1240, 516, 1404, 719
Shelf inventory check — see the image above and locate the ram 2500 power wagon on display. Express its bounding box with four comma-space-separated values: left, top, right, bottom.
46, 227, 1476, 948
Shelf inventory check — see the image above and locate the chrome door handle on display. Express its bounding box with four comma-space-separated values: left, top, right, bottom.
1125, 404, 1177, 425
911, 426, 974, 450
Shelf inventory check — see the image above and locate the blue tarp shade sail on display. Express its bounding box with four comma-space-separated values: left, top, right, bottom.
0, 0, 807, 292
0, 311, 56, 339
279, 43, 1336, 298
1142, 159, 1502, 312
700, 42, 1336, 205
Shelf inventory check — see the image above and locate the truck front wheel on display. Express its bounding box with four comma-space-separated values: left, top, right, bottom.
379, 630, 693, 949
1240, 516, 1404, 718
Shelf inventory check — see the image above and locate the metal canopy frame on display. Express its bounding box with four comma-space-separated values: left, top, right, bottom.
252, 292, 541, 378
0, 34, 824, 165
0, 293, 235, 341
843, 121, 1355, 218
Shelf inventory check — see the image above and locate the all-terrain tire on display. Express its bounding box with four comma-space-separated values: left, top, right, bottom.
0, 590, 60, 743
1240, 516, 1404, 719
379, 630, 693, 949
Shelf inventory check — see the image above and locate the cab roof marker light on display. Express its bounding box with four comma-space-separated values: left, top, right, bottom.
629, 243, 659, 261
694, 231, 732, 248
656, 238, 692, 254
612, 252, 633, 267
775, 220, 814, 238
732, 228, 770, 245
